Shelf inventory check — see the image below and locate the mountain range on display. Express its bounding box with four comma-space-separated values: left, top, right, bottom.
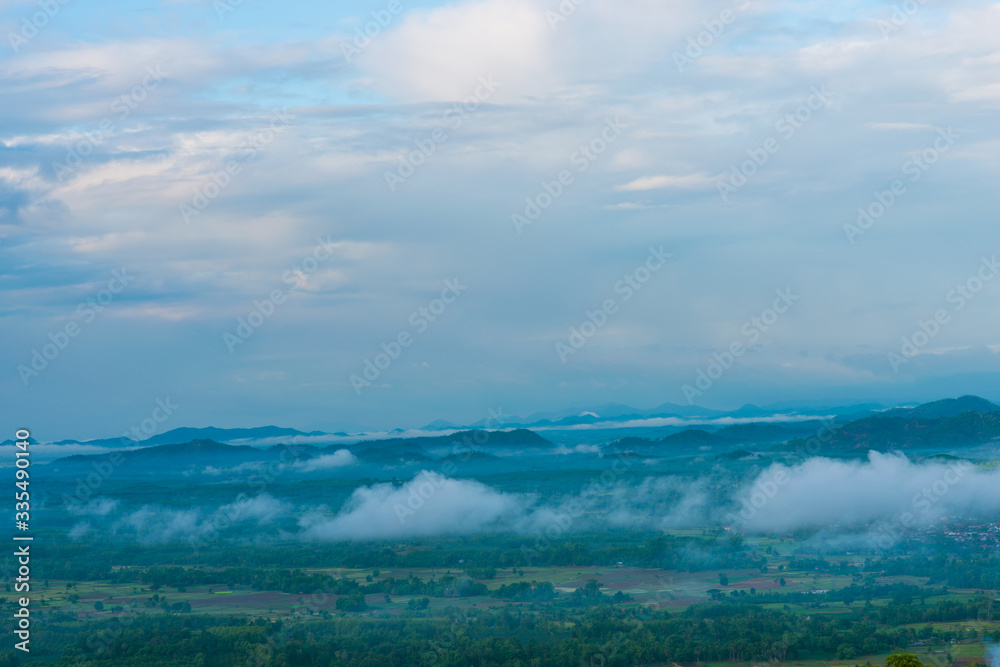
9, 396, 1000, 470
8, 398, 898, 450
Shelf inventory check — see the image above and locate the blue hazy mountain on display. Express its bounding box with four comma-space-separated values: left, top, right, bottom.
21, 396, 1000, 456
874, 395, 1000, 420
141, 426, 328, 445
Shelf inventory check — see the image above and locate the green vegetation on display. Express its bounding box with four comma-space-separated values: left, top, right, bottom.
3, 531, 997, 665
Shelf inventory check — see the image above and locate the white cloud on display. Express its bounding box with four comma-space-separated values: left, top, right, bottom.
202, 461, 268, 476
58, 453, 1000, 544
734, 453, 1000, 532
294, 449, 359, 471
217, 493, 290, 525
68, 522, 91, 540
117, 506, 201, 542
615, 173, 716, 192
112, 493, 291, 541
359, 0, 552, 102
356, 0, 705, 103
865, 122, 937, 131
7, 0, 1000, 436
68, 497, 119, 517
301, 471, 523, 540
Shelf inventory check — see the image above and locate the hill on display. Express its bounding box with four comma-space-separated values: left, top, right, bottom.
142, 426, 327, 446
47, 439, 316, 475
875, 395, 1000, 420
785, 408, 1000, 451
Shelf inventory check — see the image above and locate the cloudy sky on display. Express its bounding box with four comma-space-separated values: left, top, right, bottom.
3, 0, 1000, 440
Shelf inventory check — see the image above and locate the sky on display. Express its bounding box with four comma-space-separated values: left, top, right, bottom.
2, 0, 1000, 440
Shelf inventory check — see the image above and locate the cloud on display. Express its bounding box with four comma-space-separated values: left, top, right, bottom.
112, 493, 290, 542
987, 644, 999, 667
68, 497, 119, 516
217, 493, 290, 525
300, 471, 523, 540
602, 202, 671, 211
68, 521, 91, 540
7, 0, 1000, 438
533, 413, 838, 432
116, 506, 201, 542
865, 122, 937, 131
615, 173, 716, 192
731, 453, 1000, 532
358, 0, 552, 102
293, 449, 358, 472
293, 454, 1000, 541
202, 461, 268, 476
201, 451, 358, 477
522, 474, 716, 535
57, 451, 1000, 545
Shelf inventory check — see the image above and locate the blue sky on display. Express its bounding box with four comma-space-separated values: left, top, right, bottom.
3, 0, 1000, 440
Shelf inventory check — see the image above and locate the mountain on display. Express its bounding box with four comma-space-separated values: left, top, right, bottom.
660, 429, 721, 447
616, 402, 726, 419
354, 429, 553, 455
0, 436, 39, 447
611, 421, 834, 453
420, 419, 461, 430
45, 429, 557, 474
713, 422, 822, 444
606, 429, 722, 454
785, 407, 1000, 451
473, 400, 884, 431
141, 426, 328, 446
875, 395, 1000, 420
440, 429, 552, 448
511, 402, 725, 428
18, 426, 332, 451
51, 436, 138, 448
438, 451, 501, 463
23, 397, 895, 451
31, 396, 1000, 461
350, 444, 431, 463
608, 396, 1000, 453
46, 439, 319, 474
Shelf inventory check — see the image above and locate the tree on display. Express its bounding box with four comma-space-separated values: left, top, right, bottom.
719, 573, 729, 586
886, 654, 925, 667
93, 601, 104, 611
779, 577, 786, 586
336, 592, 368, 612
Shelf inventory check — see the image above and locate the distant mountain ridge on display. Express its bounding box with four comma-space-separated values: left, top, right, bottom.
15, 400, 888, 450
142, 426, 327, 446
2, 426, 328, 451
874, 395, 1000, 420
15, 395, 1000, 455
787, 408, 1000, 451
37, 396, 1000, 474
602, 396, 1000, 454
45, 429, 557, 472
607, 420, 831, 453
469, 401, 874, 430
355, 429, 551, 450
